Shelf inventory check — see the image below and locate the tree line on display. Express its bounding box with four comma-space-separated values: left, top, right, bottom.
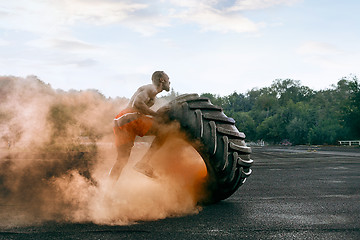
200, 76, 360, 145
2, 75, 359, 147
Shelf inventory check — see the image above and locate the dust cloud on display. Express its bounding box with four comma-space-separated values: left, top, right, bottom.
0, 76, 207, 228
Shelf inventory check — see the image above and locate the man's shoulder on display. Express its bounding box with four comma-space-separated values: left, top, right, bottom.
138, 84, 157, 94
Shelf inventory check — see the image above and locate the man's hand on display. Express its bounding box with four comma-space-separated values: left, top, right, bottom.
155, 105, 171, 123
156, 105, 170, 116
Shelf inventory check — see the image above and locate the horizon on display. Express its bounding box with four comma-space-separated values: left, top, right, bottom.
2, 74, 357, 100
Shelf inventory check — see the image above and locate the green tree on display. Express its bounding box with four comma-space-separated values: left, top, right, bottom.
230, 111, 256, 140
200, 76, 359, 145
308, 118, 343, 145
270, 79, 314, 105
223, 92, 252, 112
200, 93, 225, 107
286, 117, 309, 145
256, 114, 284, 143
342, 76, 360, 138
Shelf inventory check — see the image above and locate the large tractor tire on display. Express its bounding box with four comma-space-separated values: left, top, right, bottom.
163, 94, 253, 203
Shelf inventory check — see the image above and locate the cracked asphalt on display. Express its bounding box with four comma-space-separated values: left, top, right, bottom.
1, 146, 359, 239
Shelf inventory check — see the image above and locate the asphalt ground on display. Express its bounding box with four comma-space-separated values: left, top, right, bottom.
1, 145, 359, 239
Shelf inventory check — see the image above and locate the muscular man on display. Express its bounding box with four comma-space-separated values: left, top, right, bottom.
109, 71, 170, 181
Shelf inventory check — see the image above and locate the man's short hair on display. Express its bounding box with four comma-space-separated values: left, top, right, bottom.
152, 71, 165, 86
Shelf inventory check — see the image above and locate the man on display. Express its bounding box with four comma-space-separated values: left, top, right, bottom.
109, 71, 170, 181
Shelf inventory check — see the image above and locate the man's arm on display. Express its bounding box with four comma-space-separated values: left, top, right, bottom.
132, 88, 158, 116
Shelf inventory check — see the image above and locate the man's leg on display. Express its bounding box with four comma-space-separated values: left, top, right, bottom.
109, 142, 133, 182
134, 134, 168, 178
132, 114, 168, 177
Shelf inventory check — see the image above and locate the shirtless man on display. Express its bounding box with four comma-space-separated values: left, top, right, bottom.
109, 71, 170, 181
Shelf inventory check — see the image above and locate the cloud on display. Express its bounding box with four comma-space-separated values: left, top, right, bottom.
0, 0, 149, 35
26, 37, 99, 51
59, 0, 148, 25
0, 0, 301, 37
174, 7, 259, 33
228, 0, 301, 11
0, 0, 66, 35
61, 58, 98, 68
51, 39, 99, 51
296, 41, 357, 74
168, 0, 259, 33
297, 41, 344, 56
120, 13, 171, 36
166, 0, 302, 33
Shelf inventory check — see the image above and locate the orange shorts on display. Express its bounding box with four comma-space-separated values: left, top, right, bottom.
113, 108, 153, 146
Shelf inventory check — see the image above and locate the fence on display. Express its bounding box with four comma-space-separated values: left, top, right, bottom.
338, 140, 360, 146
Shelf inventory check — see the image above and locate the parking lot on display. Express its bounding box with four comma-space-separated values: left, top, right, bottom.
1, 145, 360, 239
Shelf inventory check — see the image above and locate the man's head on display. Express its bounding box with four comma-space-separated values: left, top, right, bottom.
152, 71, 170, 92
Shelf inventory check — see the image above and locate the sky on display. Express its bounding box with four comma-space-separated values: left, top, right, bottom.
0, 0, 359, 98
